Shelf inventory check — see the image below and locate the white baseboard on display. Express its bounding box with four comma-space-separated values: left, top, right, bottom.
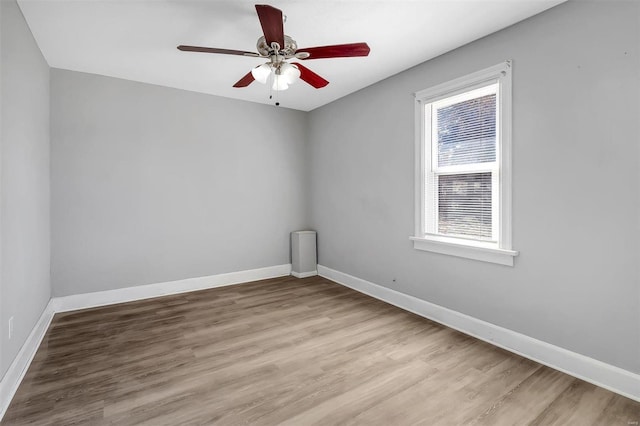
291, 270, 318, 279
318, 264, 640, 402
54, 264, 292, 312
0, 264, 292, 421
0, 300, 56, 421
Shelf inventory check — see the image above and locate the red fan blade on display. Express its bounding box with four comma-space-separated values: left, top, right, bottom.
233, 72, 255, 88
297, 42, 370, 60
178, 45, 260, 57
292, 63, 329, 88
255, 5, 285, 48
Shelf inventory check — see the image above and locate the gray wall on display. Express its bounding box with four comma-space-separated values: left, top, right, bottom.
51, 70, 308, 296
0, 0, 51, 379
308, 1, 640, 373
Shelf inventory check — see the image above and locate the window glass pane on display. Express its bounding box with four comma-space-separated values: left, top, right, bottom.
437, 172, 492, 239
437, 94, 496, 167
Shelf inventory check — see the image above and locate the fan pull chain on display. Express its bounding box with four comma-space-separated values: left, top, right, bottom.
268, 72, 280, 106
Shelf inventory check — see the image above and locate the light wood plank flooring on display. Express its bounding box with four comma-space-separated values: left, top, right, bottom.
2, 276, 639, 425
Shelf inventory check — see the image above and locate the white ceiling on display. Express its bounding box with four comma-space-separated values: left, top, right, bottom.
18, 0, 564, 111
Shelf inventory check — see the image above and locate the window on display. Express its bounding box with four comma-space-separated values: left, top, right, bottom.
411, 61, 518, 266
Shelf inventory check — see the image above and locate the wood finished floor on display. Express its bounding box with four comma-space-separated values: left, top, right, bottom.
2, 276, 639, 425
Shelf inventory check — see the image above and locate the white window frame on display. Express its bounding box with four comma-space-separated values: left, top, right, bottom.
411, 61, 518, 266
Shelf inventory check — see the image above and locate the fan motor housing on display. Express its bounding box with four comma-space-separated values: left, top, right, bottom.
256, 35, 297, 57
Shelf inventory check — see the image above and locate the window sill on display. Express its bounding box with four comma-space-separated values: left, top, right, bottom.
410, 235, 518, 266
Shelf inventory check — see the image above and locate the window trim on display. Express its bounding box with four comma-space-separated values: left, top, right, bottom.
412, 61, 518, 266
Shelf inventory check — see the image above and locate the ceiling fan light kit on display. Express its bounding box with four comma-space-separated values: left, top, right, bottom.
177, 4, 370, 100
250, 43, 302, 91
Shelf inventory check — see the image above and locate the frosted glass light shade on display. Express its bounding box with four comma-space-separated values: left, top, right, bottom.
272, 74, 289, 91
251, 63, 271, 84
280, 62, 301, 84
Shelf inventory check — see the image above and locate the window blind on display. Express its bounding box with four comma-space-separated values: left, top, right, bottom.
427, 85, 498, 241
437, 173, 492, 239
436, 94, 496, 167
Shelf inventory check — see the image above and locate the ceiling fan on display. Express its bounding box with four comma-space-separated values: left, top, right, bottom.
177, 4, 370, 92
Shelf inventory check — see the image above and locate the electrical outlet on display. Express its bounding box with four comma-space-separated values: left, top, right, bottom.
8, 316, 13, 340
